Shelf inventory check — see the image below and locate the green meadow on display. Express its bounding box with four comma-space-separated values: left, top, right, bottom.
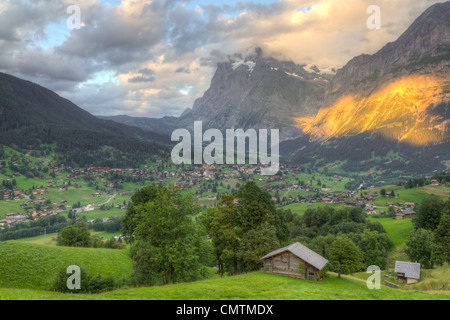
0, 272, 448, 300
0, 241, 132, 290
282, 202, 344, 216
0, 240, 448, 300
367, 218, 414, 247
372, 188, 430, 207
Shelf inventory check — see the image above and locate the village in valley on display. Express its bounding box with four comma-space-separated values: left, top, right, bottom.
0, 144, 446, 230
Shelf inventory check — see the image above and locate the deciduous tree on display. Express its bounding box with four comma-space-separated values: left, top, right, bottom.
329, 235, 364, 278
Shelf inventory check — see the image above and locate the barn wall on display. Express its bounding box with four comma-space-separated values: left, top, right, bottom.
262, 252, 321, 281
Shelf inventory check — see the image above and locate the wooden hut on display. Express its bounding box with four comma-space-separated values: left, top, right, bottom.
260, 242, 328, 281
395, 261, 421, 284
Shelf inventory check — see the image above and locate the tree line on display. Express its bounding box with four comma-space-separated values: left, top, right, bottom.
121, 182, 396, 287
406, 195, 450, 268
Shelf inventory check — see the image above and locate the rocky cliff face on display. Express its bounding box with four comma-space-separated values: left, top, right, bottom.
299, 2, 450, 147
187, 48, 333, 141
326, 2, 450, 103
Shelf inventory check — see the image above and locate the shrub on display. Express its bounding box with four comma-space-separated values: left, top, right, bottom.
52, 265, 121, 294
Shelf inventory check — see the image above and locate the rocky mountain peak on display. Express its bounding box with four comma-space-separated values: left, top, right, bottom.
190, 48, 330, 141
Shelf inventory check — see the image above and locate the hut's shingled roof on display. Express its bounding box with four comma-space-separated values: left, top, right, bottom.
395, 261, 421, 280
260, 242, 328, 271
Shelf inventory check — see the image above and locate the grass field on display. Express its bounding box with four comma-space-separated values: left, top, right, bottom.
15, 231, 121, 246
406, 264, 450, 292
16, 233, 59, 246
386, 245, 410, 268
419, 185, 450, 199
282, 202, 344, 216
0, 272, 448, 300
0, 241, 132, 290
0, 239, 448, 300
372, 188, 430, 207
368, 218, 414, 247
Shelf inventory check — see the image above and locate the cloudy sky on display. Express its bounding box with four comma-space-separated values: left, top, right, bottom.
0, 0, 443, 118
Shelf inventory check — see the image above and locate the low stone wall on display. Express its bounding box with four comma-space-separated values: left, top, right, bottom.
384, 280, 402, 289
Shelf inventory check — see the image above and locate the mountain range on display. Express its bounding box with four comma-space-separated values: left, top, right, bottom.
102, 2, 450, 175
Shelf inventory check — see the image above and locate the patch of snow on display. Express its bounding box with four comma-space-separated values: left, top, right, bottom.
285, 71, 304, 80
319, 66, 337, 75
232, 60, 256, 73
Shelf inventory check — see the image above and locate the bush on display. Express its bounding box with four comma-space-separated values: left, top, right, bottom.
52, 265, 121, 294
317, 265, 329, 279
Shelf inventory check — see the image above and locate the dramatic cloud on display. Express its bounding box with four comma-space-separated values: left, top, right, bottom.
0, 0, 443, 118
128, 68, 156, 83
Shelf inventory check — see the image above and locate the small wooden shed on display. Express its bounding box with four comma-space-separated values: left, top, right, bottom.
260, 242, 328, 281
395, 261, 421, 284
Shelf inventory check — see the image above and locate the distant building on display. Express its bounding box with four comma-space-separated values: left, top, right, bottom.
5, 213, 28, 225
396, 208, 416, 220
405, 202, 416, 208
321, 198, 332, 204
395, 261, 421, 284
431, 180, 440, 186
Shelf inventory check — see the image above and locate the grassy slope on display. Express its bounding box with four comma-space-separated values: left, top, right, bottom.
0, 272, 448, 300
15, 231, 120, 246
0, 241, 132, 290
368, 218, 414, 247
419, 185, 450, 199
372, 188, 430, 206
282, 203, 343, 216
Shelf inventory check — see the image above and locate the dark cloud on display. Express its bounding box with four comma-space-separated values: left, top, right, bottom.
128, 68, 156, 83
175, 67, 190, 73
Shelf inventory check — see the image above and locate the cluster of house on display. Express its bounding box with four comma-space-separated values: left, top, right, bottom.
365, 201, 416, 219
2, 181, 65, 202
0, 211, 61, 227
31, 198, 68, 211
174, 165, 248, 188
30, 211, 61, 220
3, 213, 28, 225
87, 216, 120, 224
42, 164, 242, 190
2, 189, 28, 201
45, 183, 67, 191
392, 202, 417, 220
73, 204, 97, 214
267, 186, 379, 208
